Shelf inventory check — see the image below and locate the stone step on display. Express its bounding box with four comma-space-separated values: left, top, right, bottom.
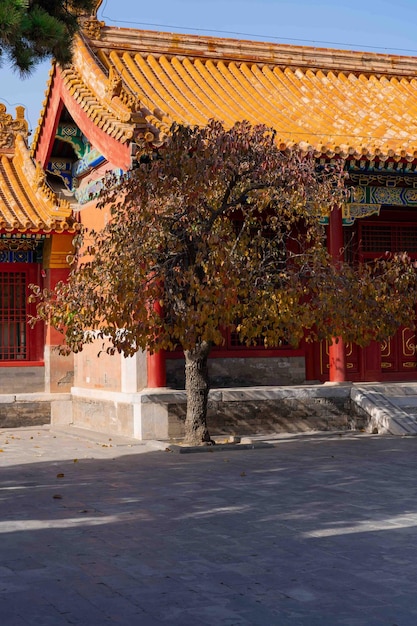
351, 385, 417, 435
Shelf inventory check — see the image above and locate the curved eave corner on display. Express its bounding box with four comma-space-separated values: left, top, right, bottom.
10, 134, 80, 233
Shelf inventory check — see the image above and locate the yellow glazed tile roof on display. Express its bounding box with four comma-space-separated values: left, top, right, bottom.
33, 23, 417, 161
60, 37, 135, 142
0, 106, 78, 233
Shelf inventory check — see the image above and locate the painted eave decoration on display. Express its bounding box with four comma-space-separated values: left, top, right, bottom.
31, 16, 417, 164
0, 105, 79, 234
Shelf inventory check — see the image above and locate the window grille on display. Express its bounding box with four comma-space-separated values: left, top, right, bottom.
360, 224, 417, 255
0, 271, 27, 360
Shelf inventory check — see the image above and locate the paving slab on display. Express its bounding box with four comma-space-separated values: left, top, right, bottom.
1, 426, 417, 624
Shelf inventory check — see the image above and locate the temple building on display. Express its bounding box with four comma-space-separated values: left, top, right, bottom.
3, 5, 417, 436
0, 104, 79, 396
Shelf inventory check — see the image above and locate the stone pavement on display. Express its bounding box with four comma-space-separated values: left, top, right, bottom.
2, 426, 417, 625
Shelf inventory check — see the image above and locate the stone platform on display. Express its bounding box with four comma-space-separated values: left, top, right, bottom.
3, 382, 417, 440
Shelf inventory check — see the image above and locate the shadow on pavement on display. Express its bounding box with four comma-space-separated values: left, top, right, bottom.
1, 431, 417, 624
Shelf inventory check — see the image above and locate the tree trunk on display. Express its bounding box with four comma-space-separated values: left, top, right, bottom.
184, 341, 212, 445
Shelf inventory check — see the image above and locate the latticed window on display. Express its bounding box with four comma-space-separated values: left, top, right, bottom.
0, 264, 43, 363
0, 271, 27, 359
360, 223, 417, 256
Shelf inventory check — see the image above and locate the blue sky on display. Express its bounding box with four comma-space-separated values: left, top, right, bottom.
1, 0, 417, 138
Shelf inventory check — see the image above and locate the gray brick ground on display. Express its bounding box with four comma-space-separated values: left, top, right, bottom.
1, 425, 417, 624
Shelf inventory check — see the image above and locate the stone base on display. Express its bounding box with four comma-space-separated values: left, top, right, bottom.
1, 383, 411, 440
0, 367, 44, 393
66, 385, 357, 441
0, 393, 71, 428
71, 388, 170, 440
0, 383, 394, 440
166, 386, 355, 439
168, 397, 355, 439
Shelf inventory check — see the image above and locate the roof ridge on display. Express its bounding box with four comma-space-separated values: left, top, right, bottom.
91, 27, 417, 78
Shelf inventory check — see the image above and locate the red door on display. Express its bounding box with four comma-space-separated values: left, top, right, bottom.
359, 220, 417, 380
311, 217, 417, 382
380, 327, 417, 379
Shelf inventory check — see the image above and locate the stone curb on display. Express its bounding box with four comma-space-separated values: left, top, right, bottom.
50, 426, 147, 447
163, 441, 274, 454
48, 428, 275, 454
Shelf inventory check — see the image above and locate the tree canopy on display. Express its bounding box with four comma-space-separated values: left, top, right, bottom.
0, 0, 97, 73
30, 120, 417, 445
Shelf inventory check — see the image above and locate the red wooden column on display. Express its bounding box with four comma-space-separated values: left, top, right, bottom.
146, 299, 166, 388
328, 205, 347, 382
147, 350, 166, 388
42, 235, 74, 392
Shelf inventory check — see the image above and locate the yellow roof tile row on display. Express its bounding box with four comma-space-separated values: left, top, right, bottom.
109, 50, 417, 160
50, 25, 417, 161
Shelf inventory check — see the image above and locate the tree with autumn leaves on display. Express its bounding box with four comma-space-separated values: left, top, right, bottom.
31, 121, 417, 445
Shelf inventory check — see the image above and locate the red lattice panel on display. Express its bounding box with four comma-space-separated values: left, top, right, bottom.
0, 271, 27, 360
360, 223, 417, 256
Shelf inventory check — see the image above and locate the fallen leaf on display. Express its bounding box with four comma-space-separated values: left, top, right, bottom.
240, 471, 246, 477
53, 494, 63, 499
56, 473, 65, 478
